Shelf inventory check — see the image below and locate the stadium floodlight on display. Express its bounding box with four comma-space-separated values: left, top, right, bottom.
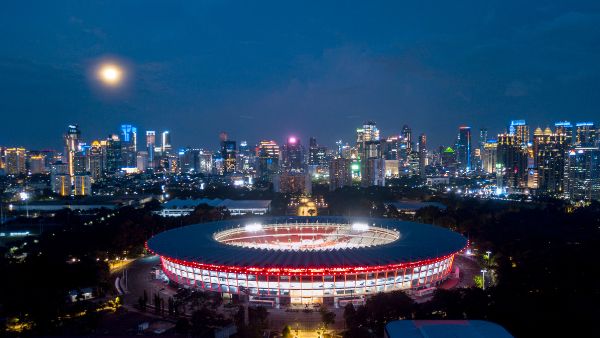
245, 223, 263, 232
352, 223, 369, 231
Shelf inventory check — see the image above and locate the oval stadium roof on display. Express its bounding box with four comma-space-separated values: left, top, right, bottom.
146, 216, 467, 269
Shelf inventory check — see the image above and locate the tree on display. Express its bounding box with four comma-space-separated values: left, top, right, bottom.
320, 306, 336, 328
282, 325, 292, 338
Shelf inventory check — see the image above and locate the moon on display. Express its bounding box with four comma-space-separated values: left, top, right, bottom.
97, 63, 124, 86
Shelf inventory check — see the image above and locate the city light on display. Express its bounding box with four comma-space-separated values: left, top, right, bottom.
244, 223, 263, 232
351, 223, 369, 231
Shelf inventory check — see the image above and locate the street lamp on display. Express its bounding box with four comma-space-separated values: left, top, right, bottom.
485, 250, 492, 259
481, 269, 488, 290
19, 192, 29, 218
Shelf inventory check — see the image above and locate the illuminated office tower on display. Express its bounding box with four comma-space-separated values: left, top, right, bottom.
554, 121, 573, 145
257, 140, 280, 181
497, 133, 528, 189
64, 124, 81, 177
308, 137, 327, 166
145, 131, 156, 168
564, 147, 600, 201
360, 158, 386, 187
534, 127, 568, 195
329, 158, 353, 191
87, 141, 104, 181
482, 140, 498, 174
401, 124, 412, 153
73, 174, 92, 196
237, 140, 254, 173
178, 148, 200, 173
418, 133, 427, 177
28, 153, 46, 174
73, 148, 88, 175
4, 148, 26, 175
281, 137, 304, 172
105, 134, 122, 174
136, 151, 149, 172
120, 124, 137, 168
219, 132, 237, 175
161, 131, 172, 154
575, 122, 597, 147
383, 136, 401, 160
509, 120, 530, 146
456, 126, 472, 171
356, 121, 379, 159
199, 150, 213, 174
50, 161, 70, 196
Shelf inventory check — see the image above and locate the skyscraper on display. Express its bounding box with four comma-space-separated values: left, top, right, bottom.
497, 133, 528, 189
356, 121, 379, 159
105, 134, 122, 174
575, 122, 597, 147
554, 121, 573, 145
329, 158, 353, 191
401, 124, 412, 154
161, 131, 172, 154
120, 124, 137, 168
418, 133, 427, 177
534, 127, 568, 195
281, 137, 304, 172
456, 126, 472, 171
4, 148, 26, 175
509, 120, 530, 146
256, 140, 280, 181
564, 147, 600, 201
220, 133, 237, 175
146, 131, 156, 167
64, 124, 81, 177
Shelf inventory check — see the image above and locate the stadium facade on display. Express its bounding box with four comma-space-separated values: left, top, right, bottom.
146, 216, 467, 308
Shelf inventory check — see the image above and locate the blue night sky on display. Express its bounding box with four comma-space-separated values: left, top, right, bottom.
1, 1, 600, 150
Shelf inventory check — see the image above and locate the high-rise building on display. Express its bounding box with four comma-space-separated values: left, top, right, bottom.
4, 148, 26, 175
220, 133, 237, 175
308, 137, 328, 166
136, 151, 149, 172
456, 126, 472, 171
281, 137, 304, 172
534, 127, 568, 195
401, 125, 412, 154
356, 121, 380, 159
28, 153, 46, 174
105, 134, 122, 174
328, 158, 352, 191
575, 122, 597, 147
418, 133, 427, 177
383, 136, 401, 160
73, 174, 92, 196
50, 161, 70, 196
497, 133, 528, 189
64, 124, 81, 177
482, 140, 498, 174
273, 172, 311, 194
256, 140, 280, 181
88, 141, 104, 181
554, 121, 573, 145
161, 131, 172, 154
146, 131, 156, 168
564, 147, 600, 201
509, 120, 530, 146
120, 124, 137, 168
361, 158, 386, 187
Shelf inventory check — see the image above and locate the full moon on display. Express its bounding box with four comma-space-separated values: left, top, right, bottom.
97, 63, 123, 86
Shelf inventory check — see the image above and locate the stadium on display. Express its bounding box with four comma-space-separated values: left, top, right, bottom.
146, 216, 467, 308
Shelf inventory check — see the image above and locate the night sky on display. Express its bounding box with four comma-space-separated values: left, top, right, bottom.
1, 1, 600, 150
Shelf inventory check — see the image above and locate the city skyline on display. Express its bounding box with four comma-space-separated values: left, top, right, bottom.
2, 1, 600, 149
